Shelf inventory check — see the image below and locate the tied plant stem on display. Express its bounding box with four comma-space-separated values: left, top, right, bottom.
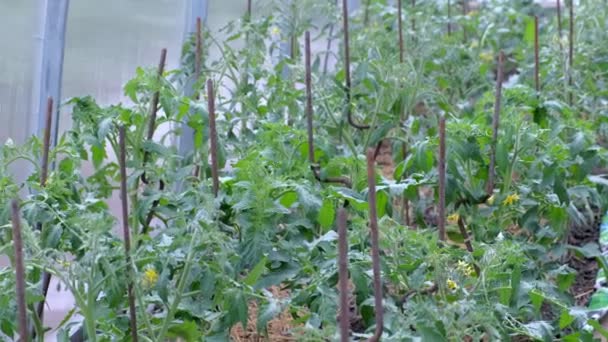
487, 51, 504, 196
207, 79, 220, 197
119, 126, 139, 342
366, 148, 383, 342
342, 0, 370, 130
438, 115, 446, 242
337, 207, 350, 342
11, 199, 29, 342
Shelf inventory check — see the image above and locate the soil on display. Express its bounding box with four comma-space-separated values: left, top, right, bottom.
567, 208, 602, 306
229, 286, 298, 341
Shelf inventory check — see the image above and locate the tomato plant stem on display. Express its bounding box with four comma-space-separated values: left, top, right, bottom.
487, 51, 504, 196
457, 216, 480, 275
398, 0, 404, 63
305, 31, 315, 164
438, 115, 446, 242
337, 207, 350, 342
342, 0, 370, 130
11, 199, 29, 342
207, 79, 219, 197
366, 148, 383, 341
447, 0, 452, 36
411, 0, 416, 33
119, 126, 139, 342
534, 15, 540, 94
568, 0, 574, 106
556, 0, 562, 37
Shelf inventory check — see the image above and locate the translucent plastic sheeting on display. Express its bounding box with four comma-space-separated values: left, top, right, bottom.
0, 1, 37, 145
59, 0, 187, 135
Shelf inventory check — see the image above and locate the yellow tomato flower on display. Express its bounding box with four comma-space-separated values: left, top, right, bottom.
487, 194, 495, 205
464, 266, 475, 277
503, 193, 520, 206
143, 268, 159, 287
270, 26, 281, 36
447, 279, 458, 290
447, 213, 460, 225
479, 51, 494, 63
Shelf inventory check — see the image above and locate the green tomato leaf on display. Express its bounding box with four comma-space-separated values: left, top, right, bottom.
244, 256, 267, 288
317, 199, 335, 229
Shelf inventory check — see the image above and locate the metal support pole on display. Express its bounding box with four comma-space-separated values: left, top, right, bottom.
32, 0, 69, 148
178, 0, 209, 157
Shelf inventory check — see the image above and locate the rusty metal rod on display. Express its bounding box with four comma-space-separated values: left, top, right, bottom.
119, 126, 139, 342
342, 0, 370, 130
438, 115, 446, 242
11, 199, 29, 342
207, 79, 219, 197
337, 207, 350, 342
40, 97, 53, 187
34, 97, 54, 335
366, 148, 383, 342
487, 51, 504, 196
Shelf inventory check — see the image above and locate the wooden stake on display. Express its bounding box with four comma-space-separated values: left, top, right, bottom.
207, 79, 219, 197
438, 115, 446, 242
119, 126, 139, 342
11, 200, 29, 342
305, 32, 315, 164
487, 51, 504, 196
342, 0, 370, 129
366, 148, 383, 341
337, 207, 350, 342
534, 16, 540, 94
